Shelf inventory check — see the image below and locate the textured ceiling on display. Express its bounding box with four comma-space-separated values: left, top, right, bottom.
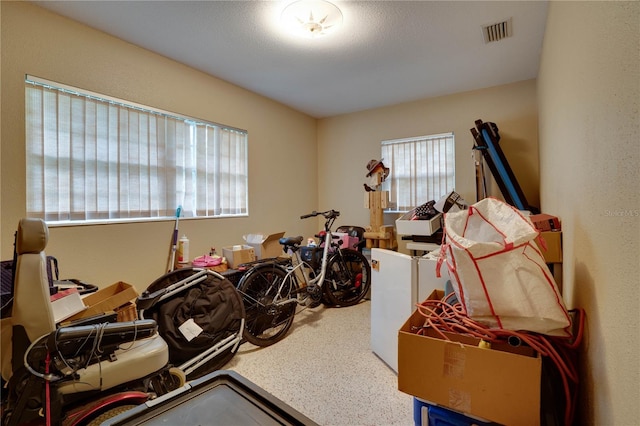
33, 1, 549, 118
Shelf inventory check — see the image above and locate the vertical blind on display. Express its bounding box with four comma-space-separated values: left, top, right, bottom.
381, 133, 455, 212
25, 77, 248, 223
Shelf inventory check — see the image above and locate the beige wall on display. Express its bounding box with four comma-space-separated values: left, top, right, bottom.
1, 2, 541, 292
1, 2, 318, 290
538, 1, 640, 424
5, 0, 636, 423
317, 80, 540, 228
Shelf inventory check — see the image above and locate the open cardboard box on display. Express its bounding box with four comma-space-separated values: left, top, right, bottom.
222, 245, 256, 269
66, 281, 139, 322
398, 290, 542, 426
243, 232, 285, 259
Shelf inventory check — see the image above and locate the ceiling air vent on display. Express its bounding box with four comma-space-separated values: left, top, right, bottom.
482, 18, 512, 44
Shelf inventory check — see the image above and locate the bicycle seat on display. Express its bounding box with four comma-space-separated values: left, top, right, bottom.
279, 236, 304, 247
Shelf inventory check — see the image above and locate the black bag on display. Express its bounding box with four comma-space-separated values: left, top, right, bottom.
152, 275, 243, 365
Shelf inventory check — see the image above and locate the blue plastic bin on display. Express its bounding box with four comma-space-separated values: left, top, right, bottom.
413, 398, 498, 426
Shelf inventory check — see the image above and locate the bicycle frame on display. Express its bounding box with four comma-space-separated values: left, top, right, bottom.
289, 230, 333, 287
254, 213, 340, 307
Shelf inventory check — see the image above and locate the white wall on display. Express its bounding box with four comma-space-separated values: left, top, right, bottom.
538, 2, 640, 423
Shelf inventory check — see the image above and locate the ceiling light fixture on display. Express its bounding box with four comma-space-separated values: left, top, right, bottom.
281, 0, 343, 38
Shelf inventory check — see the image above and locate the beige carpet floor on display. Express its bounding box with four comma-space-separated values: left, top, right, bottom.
225, 300, 415, 426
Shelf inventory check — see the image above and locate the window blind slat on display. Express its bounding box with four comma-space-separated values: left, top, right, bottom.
25, 77, 248, 224
381, 133, 455, 212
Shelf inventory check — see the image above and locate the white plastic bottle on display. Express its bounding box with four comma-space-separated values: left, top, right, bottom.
178, 235, 190, 264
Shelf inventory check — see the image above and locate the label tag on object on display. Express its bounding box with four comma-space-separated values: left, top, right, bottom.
178, 318, 203, 342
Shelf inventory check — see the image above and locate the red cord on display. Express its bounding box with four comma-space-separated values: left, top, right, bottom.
45, 352, 51, 426
415, 297, 585, 425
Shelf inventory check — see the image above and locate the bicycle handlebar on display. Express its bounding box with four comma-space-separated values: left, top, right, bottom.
300, 209, 340, 220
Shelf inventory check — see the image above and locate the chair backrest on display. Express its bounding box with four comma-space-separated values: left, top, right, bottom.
12, 218, 56, 341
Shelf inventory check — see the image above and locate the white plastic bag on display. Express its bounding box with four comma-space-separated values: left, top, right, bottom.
438, 198, 570, 336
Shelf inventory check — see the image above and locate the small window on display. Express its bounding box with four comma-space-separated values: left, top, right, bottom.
381, 133, 455, 212
25, 76, 248, 224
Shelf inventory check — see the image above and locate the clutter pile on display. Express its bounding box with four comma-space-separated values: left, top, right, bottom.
395, 191, 467, 247
403, 290, 584, 425
398, 197, 584, 425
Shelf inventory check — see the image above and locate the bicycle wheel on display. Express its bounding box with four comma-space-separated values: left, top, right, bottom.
323, 248, 371, 307
238, 263, 297, 347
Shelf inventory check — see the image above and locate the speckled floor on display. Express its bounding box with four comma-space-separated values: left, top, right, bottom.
225, 300, 414, 426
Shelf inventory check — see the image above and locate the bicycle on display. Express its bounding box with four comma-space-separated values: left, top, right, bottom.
237, 209, 371, 347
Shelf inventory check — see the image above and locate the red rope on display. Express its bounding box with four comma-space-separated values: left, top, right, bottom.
45, 352, 51, 426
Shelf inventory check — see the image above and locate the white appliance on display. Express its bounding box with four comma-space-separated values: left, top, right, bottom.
370, 247, 450, 372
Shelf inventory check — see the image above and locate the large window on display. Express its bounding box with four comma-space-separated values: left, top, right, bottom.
25, 76, 248, 224
381, 133, 455, 212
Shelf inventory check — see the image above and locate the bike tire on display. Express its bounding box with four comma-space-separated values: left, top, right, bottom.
238, 263, 296, 347
323, 248, 371, 307
86, 405, 138, 426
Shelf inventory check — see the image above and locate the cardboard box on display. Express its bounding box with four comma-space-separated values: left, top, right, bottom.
222, 245, 256, 269
67, 282, 139, 321
536, 231, 563, 263
396, 212, 442, 236
529, 213, 561, 231
398, 291, 542, 426
50, 288, 86, 323
243, 232, 285, 259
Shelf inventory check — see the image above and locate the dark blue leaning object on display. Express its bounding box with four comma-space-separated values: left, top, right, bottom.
470, 119, 530, 212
